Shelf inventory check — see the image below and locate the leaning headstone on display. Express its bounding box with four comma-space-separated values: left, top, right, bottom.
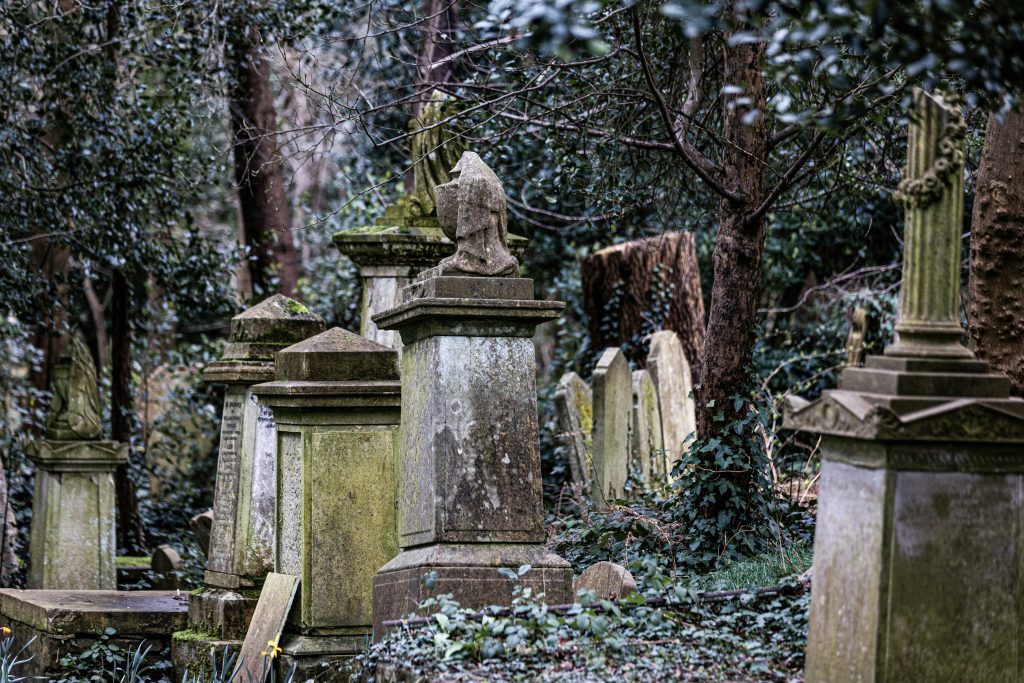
647, 330, 696, 473
235, 573, 299, 683
334, 96, 526, 349
554, 372, 593, 492
152, 544, 184, 590
173, 295, 324, 679
592, 348, 631, 507
631, 369, 665, 484
787, 89, 1024, 679
372, 151, 573, 638
254, 327, 401, 677
574, 561, 638, 600
189, 509, 213, 558
29, 332, 127, 589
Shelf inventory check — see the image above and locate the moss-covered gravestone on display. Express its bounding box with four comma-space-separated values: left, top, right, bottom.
555, 371, 593, 493
647, 330, 696, 476
592, 347, 631, 508
29, 333, 127, 589
371, 151, 573, 638
254, 328, 401, 677
787, 90, 1024, 680
173, 295, 324, 678
631, 369, 664, 484
333, 97, 525, 349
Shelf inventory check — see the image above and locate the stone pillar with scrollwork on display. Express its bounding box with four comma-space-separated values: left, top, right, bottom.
786, 90, 1024, 680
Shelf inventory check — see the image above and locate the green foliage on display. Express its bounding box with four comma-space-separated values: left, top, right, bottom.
351, 569, 809, 682
0, 630, 33, 683
56, 629, 170, 683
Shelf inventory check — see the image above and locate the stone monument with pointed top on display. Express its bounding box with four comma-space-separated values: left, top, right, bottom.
786, 89, 1024, 680
371, 151, 573, 638
173, 295, 324, 679
333, 97, 525, 349
254, 327, 401, 677
29, 332, 127, 589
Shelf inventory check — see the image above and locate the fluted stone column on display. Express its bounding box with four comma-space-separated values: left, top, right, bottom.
786, 90, 1024, 681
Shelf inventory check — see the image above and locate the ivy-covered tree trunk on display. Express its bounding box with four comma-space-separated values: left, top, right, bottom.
695, 35, 768, 439
969, 110, 1024, 394
414, 0, 458, 116
228, 25, 299, 299
111, 270, 146, 554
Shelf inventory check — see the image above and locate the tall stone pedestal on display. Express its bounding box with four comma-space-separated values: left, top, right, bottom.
29, 440, 127, 589
174, 295, 324, 679
371, 275, 574, 637
333, 219, 527, 349
255, 328, 401, 678
787, 356, 1024, 680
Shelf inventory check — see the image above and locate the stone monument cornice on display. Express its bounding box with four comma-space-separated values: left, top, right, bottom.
30, 440, 128, 472
373, 296, 564, 343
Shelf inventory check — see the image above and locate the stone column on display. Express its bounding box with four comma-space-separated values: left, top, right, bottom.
786, 89, 1024, 680
174, 295, 323, 676
29, 334, 126, 589
371, 277, 573, 636
253, 328, 401, 677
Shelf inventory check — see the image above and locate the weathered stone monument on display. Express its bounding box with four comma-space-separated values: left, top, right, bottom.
555, 371, 593, 492
631, 369, 664, 483
787, 89, 1024, 680
255, 327, 401, 675
174, 295, 324, 676
592, 348, 631, 506
845, 306, 868, 366
647, 330, 696, 474
333, 96, 525, 349
371, 151, 573, 636
29, 333, 127, 590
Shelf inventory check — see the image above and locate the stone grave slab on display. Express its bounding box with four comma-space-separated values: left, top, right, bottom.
236, 573, 299, 683
555, 372, 593, 492
631, 369, 664, 484
574, 561, 638, 600
647, 330, 696, 476
592, 348, 631, 507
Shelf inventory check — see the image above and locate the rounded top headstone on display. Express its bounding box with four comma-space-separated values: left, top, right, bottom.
574, 561, 638, 600
204, 294, 326, 385
274, 327, 399, 383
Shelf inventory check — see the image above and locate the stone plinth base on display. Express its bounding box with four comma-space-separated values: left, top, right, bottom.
0, 589, 187, 678
274, 632, 368, 682
171, 586, 259, 680
372, 544, 574, 639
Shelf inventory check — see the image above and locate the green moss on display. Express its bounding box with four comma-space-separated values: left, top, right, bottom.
285, 300, 310, 315
172, 628, 220, 642
116, 556, 150, 568
189, 587, 204, 596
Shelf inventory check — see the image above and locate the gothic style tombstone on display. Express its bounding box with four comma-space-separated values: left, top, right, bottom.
554, 371, 593, 492
647, 330, 696, 474
28, 333, 127, 589
631, 369, 665, 483
371, 151, 573, 638
254, 327, 401, 676
174, 295, 324, 671
333, 97, 525, 349
592, 348, 631, 507
787, 89, 1024, 680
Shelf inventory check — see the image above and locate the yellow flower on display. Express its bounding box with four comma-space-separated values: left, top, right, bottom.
260, 638, 282, 659
1, 627, 10, 636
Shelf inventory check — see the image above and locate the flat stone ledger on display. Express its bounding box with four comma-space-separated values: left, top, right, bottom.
786, 355, 1024, 681
333, 224, 528, 349
371, 276, 574, 638
253, 328, 401, 668
29, 440, 127, 590
0, 589, 187, 679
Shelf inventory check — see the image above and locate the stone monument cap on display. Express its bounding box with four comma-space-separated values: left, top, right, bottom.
204, 295, 326, 385
274, 327, 399, 383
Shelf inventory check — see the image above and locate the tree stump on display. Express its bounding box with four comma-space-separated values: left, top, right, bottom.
581, 232, 705, 379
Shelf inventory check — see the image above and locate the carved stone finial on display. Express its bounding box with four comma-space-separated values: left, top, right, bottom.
886, 89, 972, 359
434, 151, 519, 277
408, 93, 466, 217
47, 331, 103, 441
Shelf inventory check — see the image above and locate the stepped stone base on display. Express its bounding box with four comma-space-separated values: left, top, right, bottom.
0, 589, 187, 678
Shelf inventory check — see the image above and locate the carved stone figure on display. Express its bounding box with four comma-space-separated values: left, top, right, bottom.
434, 151, 519, 277
46, 332, 102, 441
845, 307, 867, 366
408, 93, 465, 217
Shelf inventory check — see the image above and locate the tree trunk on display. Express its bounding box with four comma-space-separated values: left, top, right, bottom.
580, 232, 706, 378
414, 0, 458, 116
111, 270, 146, 554
28, 241, 71, 396
695, 34, 768, 439
969, 110, 1024, 394
228, 25, 298, 299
